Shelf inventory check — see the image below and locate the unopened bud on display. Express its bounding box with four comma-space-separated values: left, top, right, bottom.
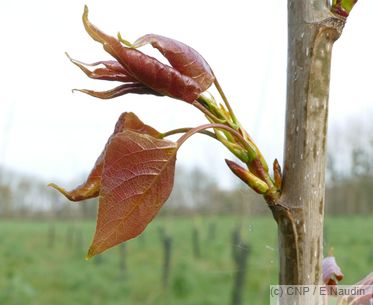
273, 159, 282, 190
225, 159, 269, 194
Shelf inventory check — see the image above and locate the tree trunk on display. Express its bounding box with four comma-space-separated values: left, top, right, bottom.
273, 1, 345, 304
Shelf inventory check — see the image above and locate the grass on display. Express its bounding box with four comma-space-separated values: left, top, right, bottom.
0, 215, 371, 305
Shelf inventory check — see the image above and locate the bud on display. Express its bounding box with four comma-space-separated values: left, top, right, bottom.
273, 159, 282, 190
225, 159, 269, 194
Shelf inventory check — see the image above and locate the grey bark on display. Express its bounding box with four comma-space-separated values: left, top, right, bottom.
273, 1, 346, 304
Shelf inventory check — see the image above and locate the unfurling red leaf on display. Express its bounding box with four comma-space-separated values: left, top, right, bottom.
87, 130, 177, 258
66, 53, 136, 83
49, 112, 162, 201
132, 34, 215, 91
66, 54, 163, 98
73, 83, 161, 100
82, 6, 203, 103
322, 256, 344, 286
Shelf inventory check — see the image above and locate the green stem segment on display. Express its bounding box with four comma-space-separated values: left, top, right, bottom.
161, 128, 217, 140
192, 100, 227, 124
196, 94, 269, 173
177, 123, 256, 157
192, 83, 278, 197
331, 0, 358, 17
174, 124, 278, 198
213, 77, 238, 124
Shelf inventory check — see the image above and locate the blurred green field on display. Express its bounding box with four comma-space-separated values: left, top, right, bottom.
0, 216, 372, 305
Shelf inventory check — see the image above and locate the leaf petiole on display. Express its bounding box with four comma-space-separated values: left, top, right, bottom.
176, 123, 257, 160
213, 77, 238, 125
117, 32, 134, 47
196, 95, 240, 131
160, 128, 217, 140
193, 100, 227, 124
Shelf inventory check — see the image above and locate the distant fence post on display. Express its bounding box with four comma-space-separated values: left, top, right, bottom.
94, 254, 104, 265
66, 225, 74, 248
192, 227, 201, 259
231, 227, 251, 305
207, 222, 216, 242
158, 226, 166, 240
138, 232, 146, 248
162, 234, 172, 289
75, 228, 84, 255
47, 223, 55, 249
118, 243, 127, 278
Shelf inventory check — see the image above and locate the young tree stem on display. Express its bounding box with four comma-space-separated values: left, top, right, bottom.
274, 2, 346, 304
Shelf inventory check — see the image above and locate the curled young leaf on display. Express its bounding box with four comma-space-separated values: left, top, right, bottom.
322, 255, 344, 286
132, 34, 215, 91
73, 83, 161, 100
79, 6, 206, 103
49, 112, 161, 201
87, 130, 177, 258
66, 53, 135, 82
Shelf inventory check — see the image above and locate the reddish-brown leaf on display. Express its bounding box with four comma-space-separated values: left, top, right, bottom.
82, 6, 202, 103
87, 130, 177, 258
133, 34, 215, 91
113, 112, 160, 137
49, 112, 161, 201
66, 53, 136, 83
74, 83, 161, 99
336, 273, 373, 305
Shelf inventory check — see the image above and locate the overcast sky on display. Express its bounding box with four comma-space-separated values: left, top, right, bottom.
0, 0, 372, 187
